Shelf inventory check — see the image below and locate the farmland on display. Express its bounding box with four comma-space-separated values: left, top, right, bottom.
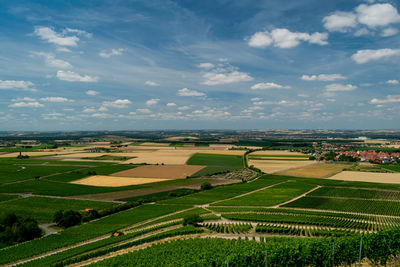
2, 134, 400, 266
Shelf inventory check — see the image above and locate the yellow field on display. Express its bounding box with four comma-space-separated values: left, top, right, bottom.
70, 175, 168, 187
0, 151, 78, 158
249, 159, 313, 174
112, 165, 205, 179
275, 163, 350, 178
329, 171, 400, 184
140, 142, 171, 146
250, 150, 305, 156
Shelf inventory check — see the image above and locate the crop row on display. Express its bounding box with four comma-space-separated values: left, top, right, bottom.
221, 212, 399, 231
90, 229, 400, 267
255, 223, 358, 237
55, 225, 203, 267
203, 223, 252, 234
284, 196, 400, 216
308, 186, 400, 201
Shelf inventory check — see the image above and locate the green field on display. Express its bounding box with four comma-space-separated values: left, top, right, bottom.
0, 194, 19, 202
284, 196, 400, 216
0, 196, 116, 223
214, 181, 315, 206
0, 204, 190, 265
187, 153, 243, 167
159, 176, 285, 205
308, 186, 400, 200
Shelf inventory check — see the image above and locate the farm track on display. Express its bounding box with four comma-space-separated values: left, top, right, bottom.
272, 185, 321, 208
6, 206, 195, 266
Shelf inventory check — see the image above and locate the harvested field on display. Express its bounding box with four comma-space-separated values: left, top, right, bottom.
70, 175, 168, 187
112, 165, 205, 179
329, 171, 400, 184
249, 160, 313, 174
0, 151, 77, 157
250, 150, 305, 156
140, 142, 171, 146
275, 163, 350, 178
121, 150, 196, 165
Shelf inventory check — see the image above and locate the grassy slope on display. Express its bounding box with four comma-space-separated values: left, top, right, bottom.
0, 197, 116, 223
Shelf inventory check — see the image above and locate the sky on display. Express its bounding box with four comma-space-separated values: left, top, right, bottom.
0, 0, 400, 131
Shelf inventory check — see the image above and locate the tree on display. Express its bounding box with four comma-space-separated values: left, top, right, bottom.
53, 210, 82, 228
201, 182, 213, 190
183, 214, 203, 226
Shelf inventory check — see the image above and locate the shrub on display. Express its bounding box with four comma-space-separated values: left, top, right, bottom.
53, 210, 82, 228
183, 214, 203, 226
0, 213, 41, 245
201, 182, 213, 190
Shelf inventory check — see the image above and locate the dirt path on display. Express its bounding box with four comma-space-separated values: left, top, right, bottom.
8, 206, 195, 266
271, 185, 321, 208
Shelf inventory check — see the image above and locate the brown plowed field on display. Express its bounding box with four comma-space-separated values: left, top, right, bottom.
112, 165, 206, 179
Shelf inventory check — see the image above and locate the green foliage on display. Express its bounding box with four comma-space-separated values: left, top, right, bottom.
187, 153, 243, 168
0, 197, 115, 223
200, 181, 213, 190
0, 213, 42, 247
182, 214, 203, 225
215, 181, 314, 206
118, 188, 198, 203
54, 210, 82, 228
204, 222, 252, 233
309, 186, 400, 200
0, 204, 189, 265
0, 194, 19, 202
284, 196, 400, 216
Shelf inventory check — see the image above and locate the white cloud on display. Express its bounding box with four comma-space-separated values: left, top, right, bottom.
57, 70, 98, 82
98, 106, 108, 111
325, 83, 357, 91
0, 80, 37, 91
251, 82, 290, 90
166, 102, 176, 107
202, 71, 253, 85
370, 95, 400, 104
137, 108, 151, 113
381, 27, 398, 37
40, 97, 70, 102
144, 81, 160, 86
56, 47, 72, 53
86, 90, 99, 95
146, 98, 160, 106
322, 12, 357, 32
248, 28, 328, 49
9, 101, 43, 108
197, 63, 215, 69
356, 4, 400, 28
63, 28, 92, 38
103, 99, 131, 108
177, 88, 205, 97
351, 49, 400, 64
99, 48, 124, 58
178, 106, 190, 110
33, 26, 80, 46
32, 52, 72, 69
248, 32, 273, 48
301, 74, 347, 81
91, 113, 113, 118
83, 108, 96, 113
323, 3, 400, 35
12, 97, 36, 102
251, 97, 262, 101
386, 79, 399, 84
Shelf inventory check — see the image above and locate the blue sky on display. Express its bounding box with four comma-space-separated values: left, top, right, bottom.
1, 0, 400, 130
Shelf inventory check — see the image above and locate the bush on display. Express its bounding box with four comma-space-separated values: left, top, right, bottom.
0, 213, 41, 245
53, 210, 82, 228
183, 214, 203, 226
201, 182, 213, 190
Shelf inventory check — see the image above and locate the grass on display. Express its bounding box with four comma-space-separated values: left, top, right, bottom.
0, 196, 116, 223
118, 188, 198, 202
0, 204, 190, 265
0, 194, 19, 202
381, 164, 400, 173
308, 186, 400, 200
187, 153, 243, 168
0, 165, 85, 184
283, 196, 400, 216
159, 175, 287, 205
213, 181, 315, 206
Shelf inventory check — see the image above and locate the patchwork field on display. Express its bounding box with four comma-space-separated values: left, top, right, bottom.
329, 171, 400, 184
248, 159, 313, 173
112, 164, 205, 179
250, 150, 306, 156
275, 163, 350, 178
70, 175, 168, 187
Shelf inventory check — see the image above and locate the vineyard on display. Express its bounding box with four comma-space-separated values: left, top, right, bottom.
203, 222, 252, 234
